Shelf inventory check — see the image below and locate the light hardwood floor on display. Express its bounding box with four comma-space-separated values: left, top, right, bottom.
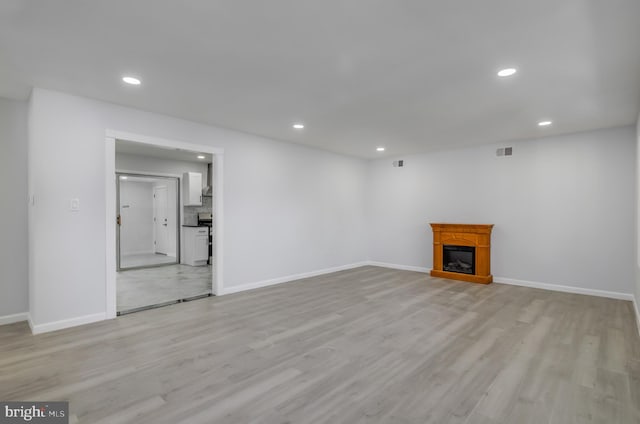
1, 266, 639, 423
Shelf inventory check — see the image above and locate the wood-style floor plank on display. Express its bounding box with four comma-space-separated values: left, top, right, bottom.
1, 266, 639, 423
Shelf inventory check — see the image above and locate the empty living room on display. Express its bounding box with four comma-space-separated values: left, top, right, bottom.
1, 1, 640, 423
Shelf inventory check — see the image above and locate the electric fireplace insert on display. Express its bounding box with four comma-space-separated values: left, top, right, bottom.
442, 245, 475, 275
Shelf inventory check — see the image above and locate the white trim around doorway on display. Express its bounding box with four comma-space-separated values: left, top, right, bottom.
105, 130, 224, 320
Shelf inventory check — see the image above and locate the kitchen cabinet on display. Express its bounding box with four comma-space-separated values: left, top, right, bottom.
183, 172, 202, 206
183, 226, 209, 266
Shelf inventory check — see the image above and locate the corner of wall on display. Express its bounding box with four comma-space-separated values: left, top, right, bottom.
27, 91, 36, 331
633, 297, 640, 338
635, 112, 640, 336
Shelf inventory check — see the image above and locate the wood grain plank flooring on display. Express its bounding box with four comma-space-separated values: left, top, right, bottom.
1, 266, 639, 423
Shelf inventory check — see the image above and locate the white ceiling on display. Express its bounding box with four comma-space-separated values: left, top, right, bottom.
1, 1, 639, 159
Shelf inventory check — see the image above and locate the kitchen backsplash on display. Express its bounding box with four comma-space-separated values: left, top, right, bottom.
183, 195, 213, 225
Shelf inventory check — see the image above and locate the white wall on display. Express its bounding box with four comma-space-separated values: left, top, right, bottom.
367, 126, 636, 295
119, 180, 154, 255
0, 97, 28, 320
28, 88, 367, 328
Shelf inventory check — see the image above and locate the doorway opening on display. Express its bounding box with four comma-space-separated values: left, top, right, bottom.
105, 130, 224, 319
116, 173, 180, 270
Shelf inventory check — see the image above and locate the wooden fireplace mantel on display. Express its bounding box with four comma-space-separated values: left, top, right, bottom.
430, 223, 494, 284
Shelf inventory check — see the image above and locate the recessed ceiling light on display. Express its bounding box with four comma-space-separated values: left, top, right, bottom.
292, 123, 305, 130
376, 147, 385, 152
122, 76, 141, 85
538, 120, 553, 127
120, 176, 128, 180
497, 68, 517, 77
197, 155, 206, 159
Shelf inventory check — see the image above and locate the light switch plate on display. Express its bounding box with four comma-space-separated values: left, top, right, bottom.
70, 198, 80, 212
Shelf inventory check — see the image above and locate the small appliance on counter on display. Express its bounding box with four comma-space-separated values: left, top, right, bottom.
197, 212, 213, 265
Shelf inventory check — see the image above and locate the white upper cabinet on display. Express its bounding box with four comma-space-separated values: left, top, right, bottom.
183, 172, 202, 206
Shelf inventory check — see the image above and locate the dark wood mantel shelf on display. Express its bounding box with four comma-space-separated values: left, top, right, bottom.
430, 223, 494, 284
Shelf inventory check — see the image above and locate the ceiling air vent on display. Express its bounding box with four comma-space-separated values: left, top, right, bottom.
392, 160, 404, 167
496, 147, 513, 157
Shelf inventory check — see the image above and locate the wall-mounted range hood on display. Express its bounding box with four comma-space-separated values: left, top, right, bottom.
203, 162, 213, 196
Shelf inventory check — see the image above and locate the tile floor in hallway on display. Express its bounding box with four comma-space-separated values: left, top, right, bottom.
117, 264, 212, 313
120, 253, 178, 269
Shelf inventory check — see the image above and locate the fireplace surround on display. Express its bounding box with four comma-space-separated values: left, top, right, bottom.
430, 223, 494, 284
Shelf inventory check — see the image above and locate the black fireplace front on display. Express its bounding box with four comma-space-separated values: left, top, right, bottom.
443, 245, 475, 275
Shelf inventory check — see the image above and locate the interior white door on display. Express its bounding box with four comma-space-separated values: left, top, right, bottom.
154, 185, 169, 254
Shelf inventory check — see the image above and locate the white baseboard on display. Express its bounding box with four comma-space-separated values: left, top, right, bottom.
0, 312, 28, 326
494, 276, 634, 301
28, 312, 107, 335
366, 261, 635, 302
218, 261, 369, 295
367, 261, 431, 274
